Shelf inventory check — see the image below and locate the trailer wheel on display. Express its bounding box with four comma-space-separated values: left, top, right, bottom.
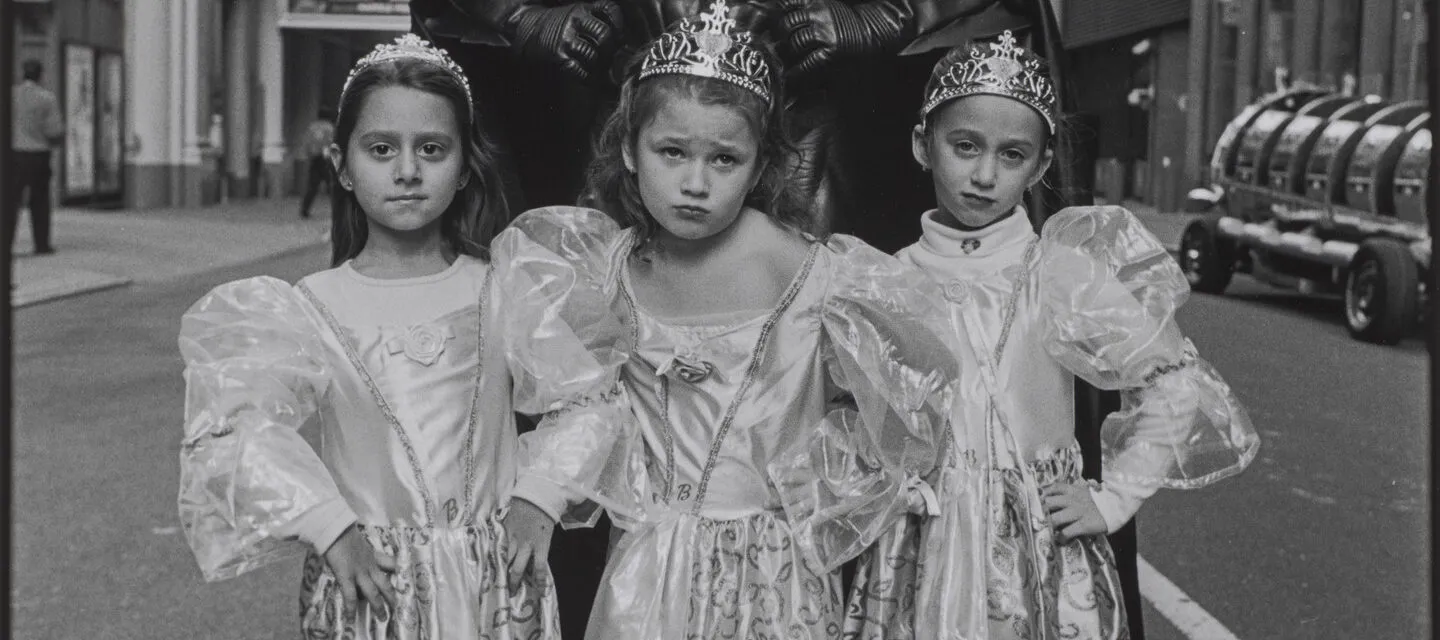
1179, 218, 1234, 294
1345, 239, 1418, 344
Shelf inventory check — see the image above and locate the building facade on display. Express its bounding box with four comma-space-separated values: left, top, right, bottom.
12, 0, 126, 207
1058, 0, 1429, 212
11, 0, 410, 211
123, 0, 408, 209
16, 1, 1429, 212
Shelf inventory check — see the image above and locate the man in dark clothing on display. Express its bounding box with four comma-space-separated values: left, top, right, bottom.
8, 60, 64, 255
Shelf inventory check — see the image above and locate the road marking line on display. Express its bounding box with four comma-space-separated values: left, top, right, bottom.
1137, 554, 1242, 640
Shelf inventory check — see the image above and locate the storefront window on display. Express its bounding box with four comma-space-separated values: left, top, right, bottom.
63, 44, 96, 199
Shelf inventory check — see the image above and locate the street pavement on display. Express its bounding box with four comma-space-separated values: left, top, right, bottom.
12, 243, 328, 639
9, 197, 331, 307
1137, 274, 1429, 640
8, 201, 1431, 639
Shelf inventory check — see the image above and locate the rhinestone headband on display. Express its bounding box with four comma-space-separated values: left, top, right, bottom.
340, 34, 473, 121
921, 31, 1056, 133
638, 0, 773, 104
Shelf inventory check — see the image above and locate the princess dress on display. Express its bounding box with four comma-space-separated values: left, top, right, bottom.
499, 206, 961, 639
178, 246, 627, 639
846, 205, 1260, 640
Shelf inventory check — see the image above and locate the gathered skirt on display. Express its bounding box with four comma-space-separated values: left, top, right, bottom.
846, 443, 1127, 640
586, 509, 844, 640
298, 516, 560, 639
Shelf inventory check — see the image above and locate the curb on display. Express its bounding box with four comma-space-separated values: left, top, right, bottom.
12, 233, 330, 310
13, 271, 133, 308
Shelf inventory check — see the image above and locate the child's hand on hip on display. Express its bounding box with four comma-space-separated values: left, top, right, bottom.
502, 498, 557, 589
321, 524, 397, 616
1041, 482, 1107, 543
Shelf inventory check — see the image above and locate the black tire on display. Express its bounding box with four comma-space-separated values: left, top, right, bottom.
1345, 239, 1419, 345
1179, 218, 1234, 294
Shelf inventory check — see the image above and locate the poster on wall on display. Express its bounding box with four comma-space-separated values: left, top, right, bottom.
64, 44, 96, 197
95, 52, 124, 196
290, 0, 410, 15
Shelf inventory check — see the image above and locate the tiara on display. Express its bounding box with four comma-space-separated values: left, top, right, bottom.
921, 31, 1056, 132
638, 0, 773, 104
340, 34, 473, 119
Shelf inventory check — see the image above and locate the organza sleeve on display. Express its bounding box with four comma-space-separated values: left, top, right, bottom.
1038, 206, 1260, 490
770, 235, 958, 572
494, 206, 639, 529
177, 276, 348, 581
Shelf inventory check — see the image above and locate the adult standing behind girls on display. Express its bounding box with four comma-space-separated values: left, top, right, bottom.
493, 3, 970, 637
176, 35, 628, 639
848, 33, 1260, 639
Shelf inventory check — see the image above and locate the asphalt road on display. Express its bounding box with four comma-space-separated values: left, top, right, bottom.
10, 247, 1431, 639
11, 247, 328, 639
1137, 275, 1429, 640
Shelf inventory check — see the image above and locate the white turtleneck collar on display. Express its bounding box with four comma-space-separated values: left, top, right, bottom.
898, 206, 1037, 281
916, 206, 1034, 256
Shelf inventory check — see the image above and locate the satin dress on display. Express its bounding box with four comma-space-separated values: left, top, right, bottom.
499, 206, 961, 640
178, 245, 627, 639
844, 206, 1260, 640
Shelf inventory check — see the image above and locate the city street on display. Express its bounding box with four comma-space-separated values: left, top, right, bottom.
10, 241, 1431, 639
1138, 276, 1429, 640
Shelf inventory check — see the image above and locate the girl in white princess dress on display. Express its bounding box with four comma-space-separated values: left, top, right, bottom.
846, 33, 1261, 640
176, 36, 627, 639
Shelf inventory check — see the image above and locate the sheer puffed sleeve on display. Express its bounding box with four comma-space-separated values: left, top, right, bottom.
1038, 206, 1260, 508
177, 276, 350, 581
494, 206, 638, 529
770, 235, 959, 572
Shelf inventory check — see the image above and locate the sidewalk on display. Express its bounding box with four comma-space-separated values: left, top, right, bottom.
10, 196, 331, 308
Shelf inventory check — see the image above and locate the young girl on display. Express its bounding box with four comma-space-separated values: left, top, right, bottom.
868, 33, 1262, 639
494, 2, 963, 637
177, 35, 626, 639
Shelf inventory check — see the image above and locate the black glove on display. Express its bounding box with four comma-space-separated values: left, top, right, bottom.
505, 1, 624, 81
775, 0, 914, 76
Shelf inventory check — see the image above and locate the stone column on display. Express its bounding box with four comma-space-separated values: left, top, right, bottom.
257, 0, 287, 196
123, 0, 174, 208
177, 0, 207, 206
224, 0, 256, 198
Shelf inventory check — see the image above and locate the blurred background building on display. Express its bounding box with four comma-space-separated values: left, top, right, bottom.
10, 0, 409, 210
1057, 0, 1430, 211
8, 0, 1432, 213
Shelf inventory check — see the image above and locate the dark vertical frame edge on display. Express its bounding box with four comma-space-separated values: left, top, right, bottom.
1, 0, 17, 634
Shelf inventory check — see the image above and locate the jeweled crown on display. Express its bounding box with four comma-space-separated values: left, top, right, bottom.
638, 0, 773, 104
921, 31, 1056, 132
341, 34, 472, 120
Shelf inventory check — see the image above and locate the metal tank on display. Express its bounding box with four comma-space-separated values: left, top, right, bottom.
1182, 89, 1430, 345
